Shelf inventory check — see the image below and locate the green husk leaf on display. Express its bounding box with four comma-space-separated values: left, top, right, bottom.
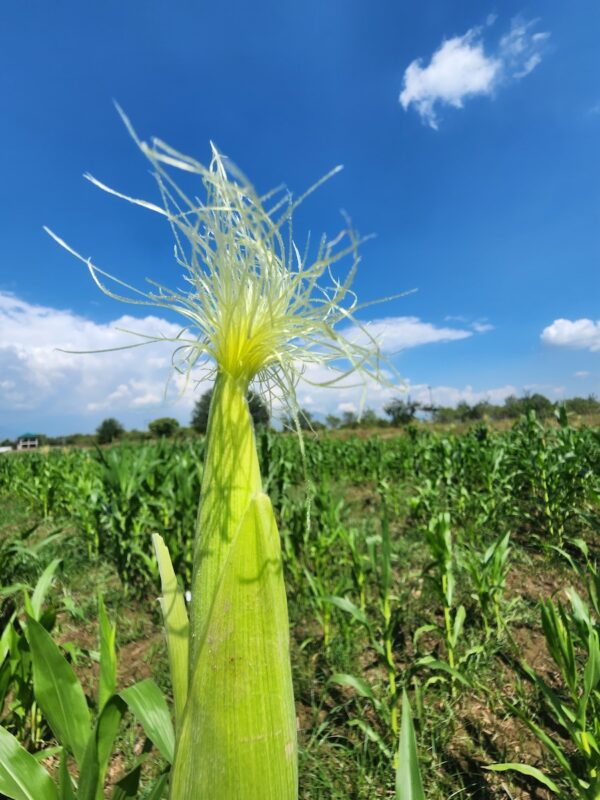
170, 491, 297, 799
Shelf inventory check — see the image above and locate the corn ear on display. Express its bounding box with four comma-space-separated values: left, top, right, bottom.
170, 372, 297, 799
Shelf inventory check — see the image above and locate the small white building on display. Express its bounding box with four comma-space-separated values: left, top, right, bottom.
16, 433, 39, 451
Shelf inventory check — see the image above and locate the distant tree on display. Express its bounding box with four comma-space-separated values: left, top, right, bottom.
337, 410, 357, 429
383, 398, 421, 426
502, 395, 522, 419
358, 408, 384, 428
124, 428, 152, 442
96, 418, 125, 445
247, 391, 270, 429
149, 417, 180, 438
565, 395, 600, 416
325, 414, 341, 429
191, 388, 270, 434
191, 391, 212, 434
521, 393, 554, 419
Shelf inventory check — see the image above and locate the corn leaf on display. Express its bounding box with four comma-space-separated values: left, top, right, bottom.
58, 748, 75, 800
486, 763, 562, 796
31, 559, 61, 621
98, 595, 117, 713
120, 679, 174, 764
78, 696, 126, 800
329, 672, 381, 709
414, 656, 470, 686
0, 725, 58, 800
152, 532, 189, 726
27, 615, 91, 767
323, 595, 370, 628
395, 690, 425, 800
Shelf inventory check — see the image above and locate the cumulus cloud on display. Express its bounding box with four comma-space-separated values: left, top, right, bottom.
471, 321, 494, 333
293, 369, 518, 420
575, 371, 591, 378
290, 358, 517, 420
412, 383, 517, 408
0, 291, 207, 432
400, 16, 550, 128
541, 319, 600, 352
343, 316, 472, 352
0, 293, 477, 434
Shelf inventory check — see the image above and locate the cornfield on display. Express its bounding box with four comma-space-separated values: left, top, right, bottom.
1, 412, 599, 798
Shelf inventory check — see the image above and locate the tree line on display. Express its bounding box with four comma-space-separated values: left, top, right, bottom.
3, 391, 599, 448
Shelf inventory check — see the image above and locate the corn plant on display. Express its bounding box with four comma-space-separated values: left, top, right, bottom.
0, 560, 61, 746
395, 690, 425, 800
415, 512, 472, 686
0, 595, 172, 799
489, 587, 600, 798
464, 531, 511, 636
327, 494, 402, 738
48, 110, 391, 800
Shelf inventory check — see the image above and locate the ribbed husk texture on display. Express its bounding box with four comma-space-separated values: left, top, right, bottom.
169, 371, 298, 799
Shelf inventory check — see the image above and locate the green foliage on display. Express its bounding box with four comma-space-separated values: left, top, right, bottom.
489, 569, 600, 798
96, 418, 125, 445
0, 597, 171, 799
148, 417, 180, 438
396, 691, 425, 800
0, 415, 599, 797
464, 532, 511, 636
384, 398, 422, 426
0, 560, 61, 747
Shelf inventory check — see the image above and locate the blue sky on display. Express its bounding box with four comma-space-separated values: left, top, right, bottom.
1, 1, 599, 437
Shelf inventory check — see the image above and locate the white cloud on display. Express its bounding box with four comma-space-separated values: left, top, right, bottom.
0, 293, 477, 434
291, 359, 518, 420
0, 291, 208, 430
471, 320, 494, 333
400, 16, 550, 128
575, 371, 591, 378
499, 20, 550, 78
413, 383, 517, 408
523, 382, 566, 397
343, 316, 472, 352
541, 319, 600, 352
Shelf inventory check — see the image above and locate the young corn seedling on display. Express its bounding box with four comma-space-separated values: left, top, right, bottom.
489, 588, 600, 799
327, 491, 404, 757
0, 560, 61, 747
464, 531, 512, 637
47, 109, 393, 800
0, 595, 172, 799
417, 512, 466, 682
